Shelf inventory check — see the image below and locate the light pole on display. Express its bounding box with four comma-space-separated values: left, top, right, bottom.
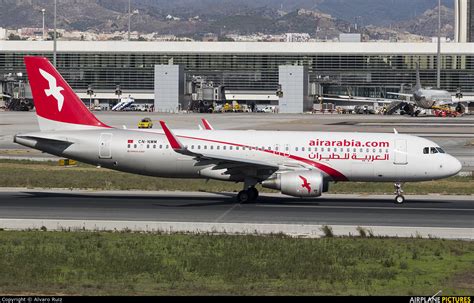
53, 0, 57, 67
115, 85, 122, 108
436, 0, 441, 88
87, 85, 94, 109
41, 9, 45, 40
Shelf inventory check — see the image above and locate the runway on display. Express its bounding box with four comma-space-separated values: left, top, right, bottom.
0, 190, 472, 229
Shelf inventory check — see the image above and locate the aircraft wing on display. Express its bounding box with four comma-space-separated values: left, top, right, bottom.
159, 121, 279, 170
386, 92, 413, 98
321, 96, 394, 104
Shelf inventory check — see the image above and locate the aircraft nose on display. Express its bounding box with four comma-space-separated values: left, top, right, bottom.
446, 156, 462, 177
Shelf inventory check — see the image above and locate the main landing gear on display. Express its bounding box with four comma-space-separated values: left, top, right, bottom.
394, 182, 405, 204
237, 187, 259, 203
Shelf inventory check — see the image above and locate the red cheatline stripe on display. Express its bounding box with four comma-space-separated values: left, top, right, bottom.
176, 134, 348, 181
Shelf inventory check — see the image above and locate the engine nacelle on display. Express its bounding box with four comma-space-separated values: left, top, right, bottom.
262, 171, 325, 197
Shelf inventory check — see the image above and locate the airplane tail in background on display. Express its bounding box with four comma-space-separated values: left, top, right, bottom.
24, 56, 110, 131
414, 62, 422, 91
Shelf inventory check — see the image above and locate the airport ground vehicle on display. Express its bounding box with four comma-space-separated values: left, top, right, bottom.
257, 105, 276, 113
138, 117, 153, 129
15, 56, 462, 204
433, 105, 462, 117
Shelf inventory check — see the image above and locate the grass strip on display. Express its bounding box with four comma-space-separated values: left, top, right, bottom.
0, 230, 472, 295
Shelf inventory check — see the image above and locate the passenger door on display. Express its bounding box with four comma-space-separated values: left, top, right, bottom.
99, 133, 113, 159
394, 139, 407, 165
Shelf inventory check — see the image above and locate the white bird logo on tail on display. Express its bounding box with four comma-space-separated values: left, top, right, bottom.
39, 68, 64, 112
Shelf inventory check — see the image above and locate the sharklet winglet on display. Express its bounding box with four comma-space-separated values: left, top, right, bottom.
201, 118, 214, 130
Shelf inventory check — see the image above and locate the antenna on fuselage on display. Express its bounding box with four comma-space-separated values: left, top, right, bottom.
393, 128, 398, 134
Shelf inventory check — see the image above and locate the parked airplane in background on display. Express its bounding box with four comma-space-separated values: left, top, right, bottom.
15, 57, 462, 204
386, 63, 468, 117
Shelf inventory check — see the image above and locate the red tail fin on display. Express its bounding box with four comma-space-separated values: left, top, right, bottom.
24, 56, 110, 131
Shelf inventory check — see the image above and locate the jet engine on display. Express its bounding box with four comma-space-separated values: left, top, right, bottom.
262, 171, 326, 197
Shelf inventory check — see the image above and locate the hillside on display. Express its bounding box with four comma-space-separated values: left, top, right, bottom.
0, 0, 455, 39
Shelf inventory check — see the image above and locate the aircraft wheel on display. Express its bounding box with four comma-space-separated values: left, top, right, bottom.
237, 190, 251, 204
248, 187, 259, 201
395, 195, 405, 204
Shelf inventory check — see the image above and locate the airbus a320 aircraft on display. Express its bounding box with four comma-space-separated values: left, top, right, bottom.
15, 57, 462, 204
387, 63, 468, 116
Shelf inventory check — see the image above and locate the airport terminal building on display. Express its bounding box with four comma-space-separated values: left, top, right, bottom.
1, 41, 474, 111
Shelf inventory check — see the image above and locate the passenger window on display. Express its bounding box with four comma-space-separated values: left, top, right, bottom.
190, 145, 193, 149
210, 146, 213, 150
436, 147, 445, 153
166, 145, 169, 149
430, 147, 438, 154
229, 146, 233, 150
223, 146, 226, 150
204, 145, 207, 150
147, 145, 150, 149
160, 145, 163, 149
423, 147, 429, 154
236, 146, 239, 150
127, 144, 130, 148
295, 147, 298, 151
153, 145, 156, 149
217, 146, 220, 150
134, 144, 137, 148
302, 147, 305, 152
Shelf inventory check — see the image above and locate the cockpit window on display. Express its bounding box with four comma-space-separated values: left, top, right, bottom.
436, 147, 445, 153
430, 147, 438, 154
423, 147, 429, 154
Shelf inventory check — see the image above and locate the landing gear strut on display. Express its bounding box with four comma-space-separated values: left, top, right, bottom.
394, 182, 405, 204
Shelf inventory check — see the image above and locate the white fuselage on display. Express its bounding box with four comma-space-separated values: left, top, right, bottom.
15, 128, 461, 183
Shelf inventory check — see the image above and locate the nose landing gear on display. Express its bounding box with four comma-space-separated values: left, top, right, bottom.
394, 182, 405, 204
